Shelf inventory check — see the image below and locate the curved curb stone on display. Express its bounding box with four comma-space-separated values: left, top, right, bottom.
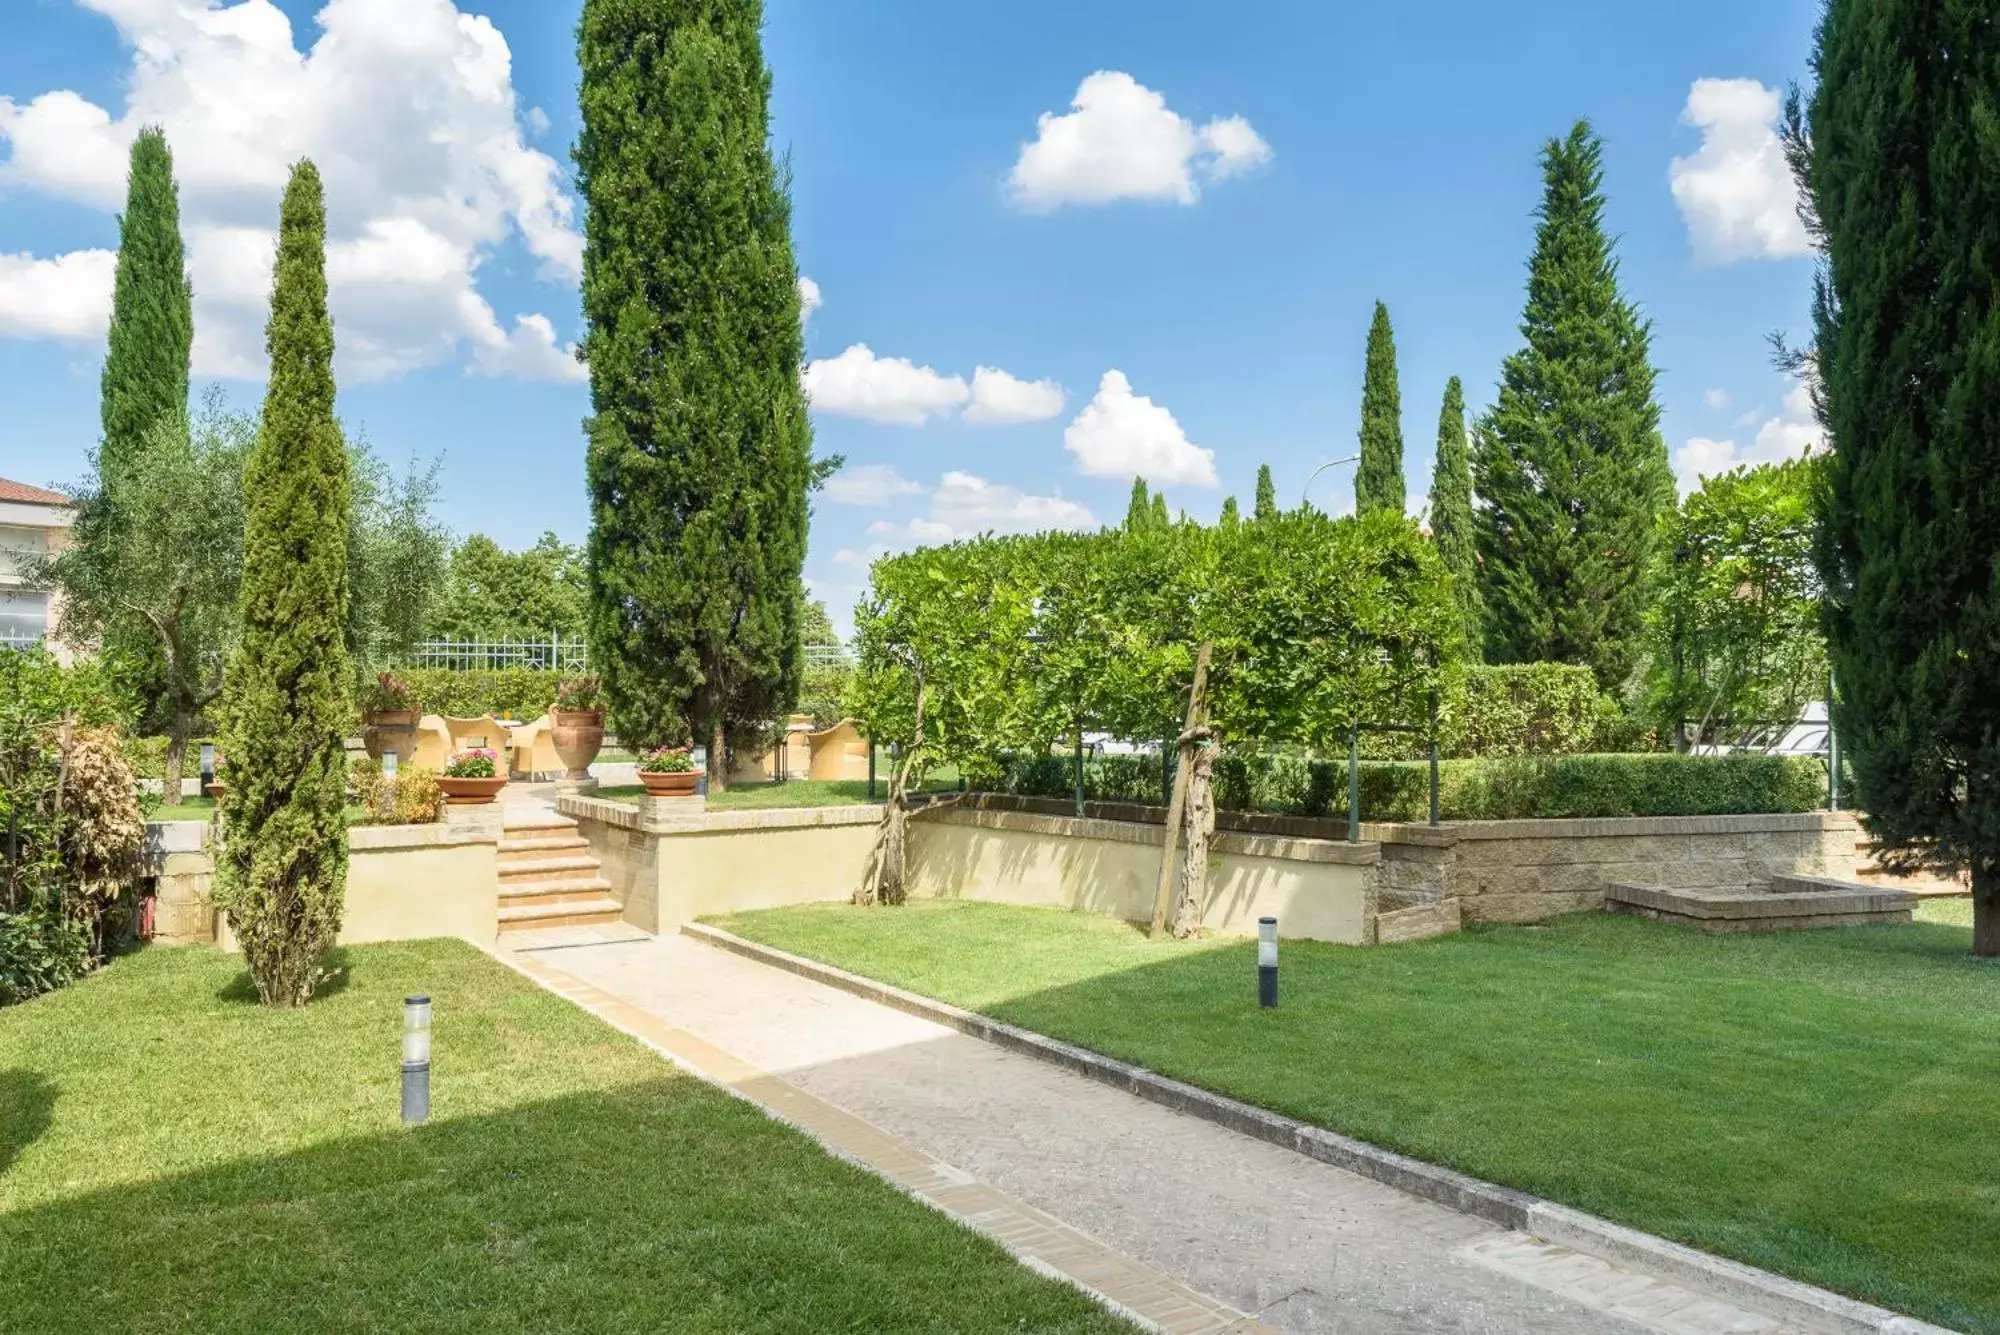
681, 922, 1961, 1335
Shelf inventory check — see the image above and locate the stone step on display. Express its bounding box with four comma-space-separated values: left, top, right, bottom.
502, 812, 577, 836
1607, 879, 1917, 932
498, 855, 602, 882
496, 897, 624, 931
498, 834, 591, 859
499, 876, 613, 906
1375, 898, 1462, 945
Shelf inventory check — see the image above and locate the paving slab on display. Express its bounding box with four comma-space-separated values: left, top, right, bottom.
502, 929, 1828, 1335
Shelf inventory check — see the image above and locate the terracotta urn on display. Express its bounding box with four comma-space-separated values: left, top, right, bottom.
362, 709, 422, 762
438, 775, 507, 805
203, 782, 225, 799
549, 708, 606, 779
639, 770, 699, 797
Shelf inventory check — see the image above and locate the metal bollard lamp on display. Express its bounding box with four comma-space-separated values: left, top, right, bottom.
402, 994, 431, 1125
1257, 917, 1278, 1009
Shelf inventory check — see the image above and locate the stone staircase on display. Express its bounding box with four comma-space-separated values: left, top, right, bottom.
497, 810, 623, 933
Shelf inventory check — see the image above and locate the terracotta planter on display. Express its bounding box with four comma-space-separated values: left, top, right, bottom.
203, 782, 225, 800
362, 709, 421, 762
438, 775, 507, 805
549, 708, 606, 779
639, 770, 699, 797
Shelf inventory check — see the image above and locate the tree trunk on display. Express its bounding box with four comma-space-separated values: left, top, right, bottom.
164, 716, 189, 799
708, 716, 727, 793
1171, 727, 1216, 938
1975, 857, 1999, 959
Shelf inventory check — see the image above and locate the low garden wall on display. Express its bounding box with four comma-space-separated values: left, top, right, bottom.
144, 820, 499, 949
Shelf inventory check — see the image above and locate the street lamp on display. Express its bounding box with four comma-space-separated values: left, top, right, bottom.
1300, 455, 1361, 510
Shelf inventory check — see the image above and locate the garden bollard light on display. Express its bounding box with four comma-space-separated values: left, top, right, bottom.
1258, 917, 1278, 1009
402, 995, 431, 1125
199, 742, 216, 788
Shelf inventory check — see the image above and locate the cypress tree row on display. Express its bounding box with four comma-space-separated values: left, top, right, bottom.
1426, 376, 1480, 653
100, 127, 192, 484
213, 161, 352, 1007
1355, 301, 1405, 516
577, 0, 813, 788
1124, 477, 1153, 531
1793, 2, 2000, 954
1151, 492, 1170, 529
1218, 495, 1240, 529
1473, 122, 1671, 688
1253, 464, 1277, 520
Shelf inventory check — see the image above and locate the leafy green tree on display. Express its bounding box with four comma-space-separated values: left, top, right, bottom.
1426, 376, 1480, 653
1788, 2, 2000, 953
1646, 459, 1826, 750
578, 0, 814, 787
213, 160, 352, 1008
1253, 464, 1277, 520
1218, 496, 1240, 529
30, 393, 252, 785
1124, 477, 1154, 531
100, 127, 191, 486
1473, 122, 1672, 689
1151, 492, 1170, 529
428, 533, 586, 645
347, 447, 448, 671
1355, 301, 1405, 516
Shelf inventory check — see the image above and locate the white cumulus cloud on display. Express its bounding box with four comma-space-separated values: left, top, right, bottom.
1669, 78, 1812, 265
963, 366, 1064, 425
824, 463, 923, 507
1007, 71, 1270, 211
868, 471, 1096, 544
797, 275, 821, 325
1674, 382, 1824, 490
1063, 369, 1216, 486
1702, 387, 1732, 410
0, 0, 583, 382
0, 249, 117, 340
801, 343, 969, 426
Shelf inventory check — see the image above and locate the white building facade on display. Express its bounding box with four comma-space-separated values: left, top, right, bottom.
0, 478, 75, 661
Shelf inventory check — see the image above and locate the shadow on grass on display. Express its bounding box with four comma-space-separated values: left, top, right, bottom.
0, 1071, 54, 1178
0, 1080, 1128, 1335
213, 947, 354, 1005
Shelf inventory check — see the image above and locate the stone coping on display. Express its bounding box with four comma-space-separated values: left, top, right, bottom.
685, 923, 1955, 1335
142, 818, 494, 856
923, 804, 1380, 867
558, 792, 883, 835
1607, 879, 1918, 921
1373, 810, 1860, 845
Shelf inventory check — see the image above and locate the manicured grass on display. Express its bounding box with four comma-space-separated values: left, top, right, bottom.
596, 773, 962, 810
146, 795, 374, 824
0, 940, 1131, 1334
713, 899, 2000, 1332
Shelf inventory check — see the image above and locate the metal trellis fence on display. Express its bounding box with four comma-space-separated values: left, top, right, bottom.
402, 633, 590, 672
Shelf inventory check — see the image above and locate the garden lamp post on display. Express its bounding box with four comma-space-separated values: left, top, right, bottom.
1258, 917, 1278, 1008
402, 994, 431, 1125
1300, 455, 1360, 511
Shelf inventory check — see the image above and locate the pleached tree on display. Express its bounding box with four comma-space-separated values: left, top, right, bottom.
212, 161, 352, 1007
1355, 302, 1405, 516
577, 0, 813, 788
1790, 0, 2000, 954
1426, 376, 1480, 653
1473, 122, 1672, 689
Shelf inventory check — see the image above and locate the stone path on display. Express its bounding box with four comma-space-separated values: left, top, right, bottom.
491, 927, 1836, 1335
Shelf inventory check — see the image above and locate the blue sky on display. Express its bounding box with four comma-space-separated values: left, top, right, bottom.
0, 0, 1826, 634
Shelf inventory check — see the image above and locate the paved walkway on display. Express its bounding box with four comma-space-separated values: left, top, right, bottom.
497, 928, 1819, 1335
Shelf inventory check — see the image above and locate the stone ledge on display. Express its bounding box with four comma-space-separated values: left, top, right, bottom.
347, 822, 498, 851
682, 922, 1951, 1335
924, 804, 1380, 867
559, 792, 884, 836
1442, 811, 1858, 842
1605, 881, 1916, 933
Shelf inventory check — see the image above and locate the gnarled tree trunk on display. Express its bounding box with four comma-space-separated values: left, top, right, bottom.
1171, 724, 1216, 938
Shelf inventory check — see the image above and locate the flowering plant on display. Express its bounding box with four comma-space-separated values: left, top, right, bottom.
444, 747, 500, 779
555, 675, 603, 712
638, 747, 695, 774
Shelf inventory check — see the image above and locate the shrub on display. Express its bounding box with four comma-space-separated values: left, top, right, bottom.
639, 747, 695, 774
360, 671, 414, 713
995, 748, 1825, 822
350, 757, 443, 824
555, 674, 603, 713
0, 911, 92, 1007
392, 667, 561, 722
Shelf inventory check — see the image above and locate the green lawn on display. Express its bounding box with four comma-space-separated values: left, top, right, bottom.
713, 899, 2000, 1333
146, 795, 374, 824
0, 940, 1131, 1334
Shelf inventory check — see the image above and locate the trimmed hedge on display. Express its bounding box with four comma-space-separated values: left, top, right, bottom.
998, 749, 1826, 822
394, 668, 563, 721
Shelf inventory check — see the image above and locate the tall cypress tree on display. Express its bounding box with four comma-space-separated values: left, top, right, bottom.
1794, 2, 2000, 954
1151, 492, 1170, 529
1124, 477, 1153, 531
577, 0, 812, 788
1253, 464, 1277, 520
100, 126, 192, 484
213, 161, 351, 1008
1218, 495, 1240, 529
1427, 376, 1480, 653
1473, 122, 1671, 688
1355, 301, 1405, 516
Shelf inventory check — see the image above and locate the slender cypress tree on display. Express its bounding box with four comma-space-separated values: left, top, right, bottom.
577, 0, 813, 788
1124, 476, 1153, 531
1253, 464, 1277, 520
1793, 2, 2000, 954
1473, 122, 1671, 688
1151, 492, 1170, 529
1218, 496, 1240, 529
1355, 301, 1405, 516
100, 127, 192, 484
213, 161, 351, 1007
1427, 376, 1480, 653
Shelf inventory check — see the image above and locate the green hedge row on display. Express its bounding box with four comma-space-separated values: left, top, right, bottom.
391, 668, 563, 721
997, 749, 1827, 822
